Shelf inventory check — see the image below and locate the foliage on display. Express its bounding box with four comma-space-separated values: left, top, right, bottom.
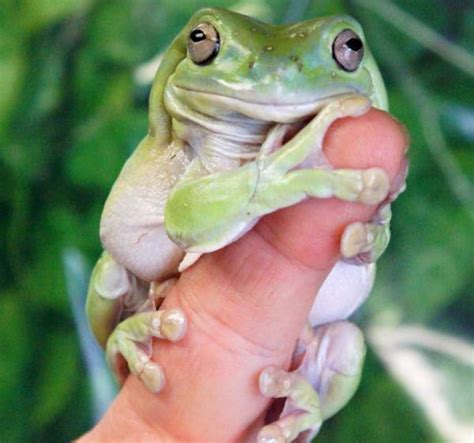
0, 0, 472, 441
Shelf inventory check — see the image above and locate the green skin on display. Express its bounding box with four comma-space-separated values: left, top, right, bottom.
86, 8, 394, 442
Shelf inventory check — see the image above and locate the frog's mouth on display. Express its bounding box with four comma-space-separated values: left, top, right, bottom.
166, 85, 368, 162
170, 83, 355, 122
188, 89, 357, 157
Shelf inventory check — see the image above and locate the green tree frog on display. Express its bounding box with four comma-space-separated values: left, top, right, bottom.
86, 8, 400, 442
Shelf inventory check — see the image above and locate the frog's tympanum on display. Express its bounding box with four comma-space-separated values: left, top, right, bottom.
86, 8, 402, 442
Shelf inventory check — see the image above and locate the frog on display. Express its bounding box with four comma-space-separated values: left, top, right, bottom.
86, 7, 401, 442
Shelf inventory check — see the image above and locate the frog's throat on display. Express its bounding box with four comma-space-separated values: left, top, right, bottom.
164, 83, 269, 170
163, 83, 355, 171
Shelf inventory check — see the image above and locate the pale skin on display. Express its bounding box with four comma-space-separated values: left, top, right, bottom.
79, 108, 408, 442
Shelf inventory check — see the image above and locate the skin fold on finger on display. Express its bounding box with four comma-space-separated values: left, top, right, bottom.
84, 109, 408, 442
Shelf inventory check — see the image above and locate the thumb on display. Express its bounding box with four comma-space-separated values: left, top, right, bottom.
172, 107, 407, 356
99, 108, 408, 442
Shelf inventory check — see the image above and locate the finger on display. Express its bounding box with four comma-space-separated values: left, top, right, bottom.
176, 108, 407, 353
113, 109, 408, 441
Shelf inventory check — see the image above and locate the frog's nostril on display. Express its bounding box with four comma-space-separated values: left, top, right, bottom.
290, 55, 304, 72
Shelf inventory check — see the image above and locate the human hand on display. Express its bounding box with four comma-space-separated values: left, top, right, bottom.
79, 109, 408, 442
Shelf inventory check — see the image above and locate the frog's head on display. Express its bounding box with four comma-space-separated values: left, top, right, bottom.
150, 8, 387, 147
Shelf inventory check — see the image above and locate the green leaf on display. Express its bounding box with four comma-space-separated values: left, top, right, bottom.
306, 0, 345, 17
368, 325, 474, 441
0, 293, 30, 442
67, 111, 147, 189
0, 43, 26, 136
22, 240, 68, 312
31, 333, 79, 427
0, 293, 29, 396
20, 0, 95, 33
371, 196, 473, 323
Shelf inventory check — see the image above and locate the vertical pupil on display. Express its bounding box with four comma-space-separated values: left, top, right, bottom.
191, 30, 206, 42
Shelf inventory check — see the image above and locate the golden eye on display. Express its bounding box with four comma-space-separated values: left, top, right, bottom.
188, 23, 220, 65
332, 29, 364, 72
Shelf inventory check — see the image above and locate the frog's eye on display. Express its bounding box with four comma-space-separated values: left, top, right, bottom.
188, 23, 220, 65
332, 29, 364, 72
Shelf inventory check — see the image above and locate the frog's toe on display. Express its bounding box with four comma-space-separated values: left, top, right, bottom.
141, 361, 165, 393
152, 308, 187, 342
259, 366, 293, 398
341, 222, 372, 258
358, 168, 389, 205
106, 308, 187, 393
257, 424, 286, 443
341, 205, 391, 264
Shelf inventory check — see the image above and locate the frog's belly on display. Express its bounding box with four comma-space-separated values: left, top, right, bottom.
309, 261, 375, 327
100, 194, 185, 283
102, 222, 184, 283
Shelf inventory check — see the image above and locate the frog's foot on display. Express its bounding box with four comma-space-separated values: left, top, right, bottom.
302, 321, 366, 421
340, 205, 392, 264
106, 308, 186, 393
258, 368, 322, 443
340, 157, 407, 265
259, 321, 366, 442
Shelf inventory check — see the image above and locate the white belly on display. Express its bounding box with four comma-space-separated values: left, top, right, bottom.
309, 261, 375, 327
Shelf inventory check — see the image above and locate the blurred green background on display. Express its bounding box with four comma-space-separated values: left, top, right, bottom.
1, 0, 473, 441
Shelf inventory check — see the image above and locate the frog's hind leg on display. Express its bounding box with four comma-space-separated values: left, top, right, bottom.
105, 307, 186, 393
258, 366, 322, 443
258, 321, 366, 443
86, 251, 145, 350
86, 251, 186, 393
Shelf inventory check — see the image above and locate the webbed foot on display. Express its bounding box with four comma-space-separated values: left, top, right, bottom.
106, 308, 187, 392
258, 367, 322, 443
258, 321, 366, 442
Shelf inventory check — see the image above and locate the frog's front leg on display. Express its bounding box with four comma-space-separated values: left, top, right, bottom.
341, 156, 408, 264
165, 95, 389, 252
341, 204, 392, 264
258, 321, 366, 443
86, 252, 186, 393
